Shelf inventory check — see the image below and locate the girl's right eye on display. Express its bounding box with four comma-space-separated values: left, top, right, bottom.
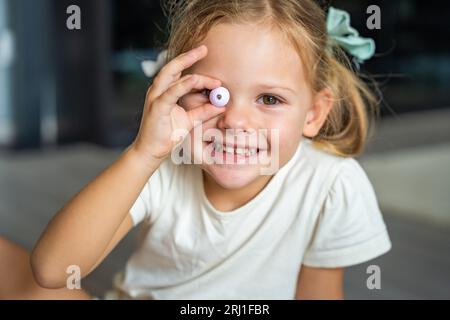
199, 89, 211, 97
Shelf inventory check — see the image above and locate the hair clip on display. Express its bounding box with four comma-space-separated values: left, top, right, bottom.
326, 7, 376, 67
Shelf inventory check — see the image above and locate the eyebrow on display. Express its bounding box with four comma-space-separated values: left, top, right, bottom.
256, 83, 297, 94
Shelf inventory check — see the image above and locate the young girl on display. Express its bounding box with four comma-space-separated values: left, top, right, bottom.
0, 0, 391, 300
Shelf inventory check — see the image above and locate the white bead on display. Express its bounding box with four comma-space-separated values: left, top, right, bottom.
209, 87, 230, 108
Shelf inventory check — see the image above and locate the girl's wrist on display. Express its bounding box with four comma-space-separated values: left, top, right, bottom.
125, 142, 164, 175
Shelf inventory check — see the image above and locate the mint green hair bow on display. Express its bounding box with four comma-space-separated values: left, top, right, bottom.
326, 6, 376, 66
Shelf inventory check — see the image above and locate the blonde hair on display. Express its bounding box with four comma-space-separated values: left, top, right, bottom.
160, 0, 379, 157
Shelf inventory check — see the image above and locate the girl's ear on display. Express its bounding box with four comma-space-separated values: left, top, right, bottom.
302, 88, 334, 138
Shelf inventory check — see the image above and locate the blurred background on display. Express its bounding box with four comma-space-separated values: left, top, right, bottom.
0, 0, 449, 299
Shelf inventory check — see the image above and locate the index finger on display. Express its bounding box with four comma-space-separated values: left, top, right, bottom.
147, 45, 208, 100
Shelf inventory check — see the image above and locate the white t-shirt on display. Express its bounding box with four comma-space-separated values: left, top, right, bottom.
110, 138, 391, 300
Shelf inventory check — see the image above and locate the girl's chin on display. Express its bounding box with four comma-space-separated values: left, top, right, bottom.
201, 163, 263, 190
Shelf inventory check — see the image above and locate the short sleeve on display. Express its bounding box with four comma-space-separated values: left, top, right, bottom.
302, 158, 392, 268
129, 159, 174, 226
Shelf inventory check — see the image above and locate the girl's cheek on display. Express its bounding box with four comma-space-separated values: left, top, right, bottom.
271, 121, 300, 146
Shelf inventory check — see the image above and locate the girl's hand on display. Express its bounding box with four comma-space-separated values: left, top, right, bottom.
132, 45, 224, 163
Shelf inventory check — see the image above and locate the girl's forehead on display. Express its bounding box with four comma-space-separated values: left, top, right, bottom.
193, 23, 306, 88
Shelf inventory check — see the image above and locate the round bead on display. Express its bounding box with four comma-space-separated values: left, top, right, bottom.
209, 87, 230, 108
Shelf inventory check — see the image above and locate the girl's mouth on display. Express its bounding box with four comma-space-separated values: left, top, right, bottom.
203, 140, 269, 164
212, 142, 258, 157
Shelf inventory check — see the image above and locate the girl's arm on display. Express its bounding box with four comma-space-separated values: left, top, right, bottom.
295, 265, 344, 299
30, 146, 160, 289
31, 44, 224, 289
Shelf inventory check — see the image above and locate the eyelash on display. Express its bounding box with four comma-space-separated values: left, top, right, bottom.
199, 90, 284, 106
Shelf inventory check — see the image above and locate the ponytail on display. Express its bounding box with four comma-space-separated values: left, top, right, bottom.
312, 49, 379, 157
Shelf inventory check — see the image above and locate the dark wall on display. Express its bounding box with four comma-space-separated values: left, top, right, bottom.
333, 0, 450, 115
51, 0, 113, 146
8, 0, 113, 149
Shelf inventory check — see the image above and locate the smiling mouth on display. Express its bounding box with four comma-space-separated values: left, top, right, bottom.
212, 142, 259, 157
202, 139, 270, 160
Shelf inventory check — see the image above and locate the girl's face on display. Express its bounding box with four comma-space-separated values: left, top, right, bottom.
179, 22, 328, 190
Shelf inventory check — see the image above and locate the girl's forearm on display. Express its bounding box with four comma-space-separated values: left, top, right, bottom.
30, 144, 161, 289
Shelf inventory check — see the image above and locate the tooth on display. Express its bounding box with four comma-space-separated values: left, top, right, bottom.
225, 146, 234, 154
249, 149, 256, 156
235, 148, 245, 155
214, 142, 223, 152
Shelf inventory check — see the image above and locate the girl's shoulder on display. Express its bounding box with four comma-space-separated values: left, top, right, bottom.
298, 140, 391, 268
287, 138, 380, 214
301, 138, 355, 165
292, 138, 366, 186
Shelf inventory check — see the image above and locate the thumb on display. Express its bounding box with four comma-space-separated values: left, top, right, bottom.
186, 103, 226, 130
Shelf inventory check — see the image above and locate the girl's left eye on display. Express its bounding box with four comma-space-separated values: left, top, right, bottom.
258, 94, 283, 106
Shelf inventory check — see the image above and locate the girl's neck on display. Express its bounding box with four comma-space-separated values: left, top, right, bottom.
202, 170, 273, 212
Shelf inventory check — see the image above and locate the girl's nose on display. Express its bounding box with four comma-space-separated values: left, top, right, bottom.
217, 95, 254, 132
